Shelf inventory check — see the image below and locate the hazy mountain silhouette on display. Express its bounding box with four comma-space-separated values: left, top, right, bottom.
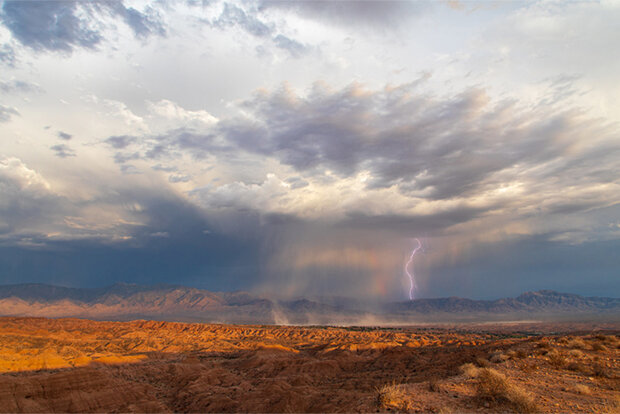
0, 283, 617, 324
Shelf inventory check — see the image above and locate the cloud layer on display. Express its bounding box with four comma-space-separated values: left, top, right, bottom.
1, 0, 164, 53
0, 0, 618, 299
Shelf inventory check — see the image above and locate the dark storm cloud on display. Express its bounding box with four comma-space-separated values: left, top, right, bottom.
423, 235, 620, 300
57, 131, 72, 140
107, 129, 229, 165
0, 158, 68, 236
105, 135, 136, 149
0, 0, 165, 53
50, 144, 75, 158
210, 3, 308, 57
0, 79, 42, 94
273, 34, 307, 57
0, 156, 239, 252
113, 151, 140, 164
285, 176, 308, 190
1, 1, 101, 52
213, 3, 272, 37
0, 104, 18, 122
0, 180, 264, 290
341, 207, 488, 235
0, 231, 261, 290
108, 2, 166, 38
151, 164, 178, 172
259, 0, 429, 27
119, 164, 140, 175
110, 81, 619, 217
168, 174, 191, 183
0, 44, 15, 66
212, 83, 619, 201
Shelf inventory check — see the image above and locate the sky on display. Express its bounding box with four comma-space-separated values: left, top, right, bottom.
0, 0, 619, 300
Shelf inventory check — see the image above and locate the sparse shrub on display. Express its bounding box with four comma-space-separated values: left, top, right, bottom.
536, 340, 553, 355
521, 362, 539, 373
476, 357, 491, 367
567, 338, 588, 350
591, 342, 608, 352
569, 349, 584, 358
514, 349, 528, 359
475, 368, 538, 413
428, 377, 441, 392
460, 362, 480, 378
574, 384, 591, 395
601, 395, 620, 413
593, 334, 618, 343
436, 406, 452, 414
547, 350, 567, 368
476, 368, 509, 400
592, 364, 611, 378
567, 362, 587, 373
489, 352, 509, 363
378, 382, 410, 411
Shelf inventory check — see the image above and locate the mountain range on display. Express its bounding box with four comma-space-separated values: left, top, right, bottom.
0, 283, 618, 325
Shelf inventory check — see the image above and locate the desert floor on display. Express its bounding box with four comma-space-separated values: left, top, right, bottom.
0, 317, 618, 413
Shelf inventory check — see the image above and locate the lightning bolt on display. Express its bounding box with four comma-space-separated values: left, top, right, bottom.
405, 238, 422, 300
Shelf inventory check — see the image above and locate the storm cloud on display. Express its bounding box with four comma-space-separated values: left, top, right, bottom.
0, 104, 18, 122
0, 0, 618, 300
259, 0, 428, 28
113, 81, 619, 223
0, 0, 165, 53
208, 2, 308, 57
50, 144, 76, 158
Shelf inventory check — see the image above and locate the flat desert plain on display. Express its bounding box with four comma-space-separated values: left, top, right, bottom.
0, 317, 618, 413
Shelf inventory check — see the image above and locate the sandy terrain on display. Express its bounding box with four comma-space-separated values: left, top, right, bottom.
0, 317, 618, 413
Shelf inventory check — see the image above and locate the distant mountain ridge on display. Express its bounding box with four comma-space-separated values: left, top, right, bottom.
0, 283, 618, 324
388, 290, 620, 314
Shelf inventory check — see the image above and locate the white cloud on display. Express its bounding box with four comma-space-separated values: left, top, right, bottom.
0, 156, 51, 193
147, 99, 218, 131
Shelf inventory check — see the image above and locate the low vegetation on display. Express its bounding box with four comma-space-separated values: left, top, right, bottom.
592, 363, 611, 378
428, 377, 441, 392
574, 384, 591, 395
460, 362, 480, 378
511, 349, 528, 359
476, 357, 491, 367
566, 361, 587, 373
568, 349, 584, 358
377, 382, 410, 411
591, 342, 608, 352
593, 334, 618, 344
489, 351, 509, 363
567, 338, 588, 350
475, 368, 538, 413
547, 350, 567, 368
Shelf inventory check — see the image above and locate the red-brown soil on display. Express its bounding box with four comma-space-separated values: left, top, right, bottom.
0, 317, 618, 413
